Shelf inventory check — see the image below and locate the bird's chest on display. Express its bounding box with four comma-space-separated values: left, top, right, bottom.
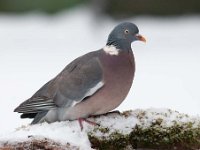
87, 52, 135, 115
100, 52, 135, 86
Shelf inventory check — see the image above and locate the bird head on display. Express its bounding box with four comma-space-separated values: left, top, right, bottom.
106, 22, 146, 51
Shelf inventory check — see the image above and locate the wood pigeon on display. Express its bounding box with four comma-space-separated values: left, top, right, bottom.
14, 22, 146, 129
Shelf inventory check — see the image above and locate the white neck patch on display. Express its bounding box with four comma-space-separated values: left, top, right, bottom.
103, 45, 119, 56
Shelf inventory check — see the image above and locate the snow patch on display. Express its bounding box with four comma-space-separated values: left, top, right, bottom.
0, 121, 91, 150
0, 108, 199, 149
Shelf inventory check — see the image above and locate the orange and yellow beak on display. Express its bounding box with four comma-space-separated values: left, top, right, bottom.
136, 34, 146, 43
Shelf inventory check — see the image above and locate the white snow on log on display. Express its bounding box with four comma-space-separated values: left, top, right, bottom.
0, 108, 200, 149
0, 121, 91, 150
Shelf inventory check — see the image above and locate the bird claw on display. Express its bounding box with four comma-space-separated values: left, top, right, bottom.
92, 110, 121, 118
104, 110, 121, 116
78, 118, 99, 131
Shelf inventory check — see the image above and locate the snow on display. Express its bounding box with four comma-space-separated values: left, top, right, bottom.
0, 121, 91, 149
0, 108, 199, 149
91, 108, 200, 137
0, 6, 200, 134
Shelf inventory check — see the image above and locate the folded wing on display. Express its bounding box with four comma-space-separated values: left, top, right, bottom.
14, 51, 104, 115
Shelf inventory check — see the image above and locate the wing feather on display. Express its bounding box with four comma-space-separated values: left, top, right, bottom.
14, 50, 104, 114
53, 55, 104, 107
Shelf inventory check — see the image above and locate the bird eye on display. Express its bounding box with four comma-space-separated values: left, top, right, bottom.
124, 29, 129, 34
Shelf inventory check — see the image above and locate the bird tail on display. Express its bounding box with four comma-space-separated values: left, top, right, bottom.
21, 113, 37, 119
31, 111, 48, 124
19, 111, 48, 124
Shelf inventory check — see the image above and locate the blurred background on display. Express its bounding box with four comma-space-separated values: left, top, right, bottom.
0, 0, 200, 133
0, 0, 200, 16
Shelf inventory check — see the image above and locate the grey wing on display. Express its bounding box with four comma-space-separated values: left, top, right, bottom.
53, 56, 104, 107
14, 80, 57, 113
14, 51, 104, 113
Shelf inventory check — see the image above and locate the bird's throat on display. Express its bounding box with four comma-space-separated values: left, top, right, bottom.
106, 39, 132, 52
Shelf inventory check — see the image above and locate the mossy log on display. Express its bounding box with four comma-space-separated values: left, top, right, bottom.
0, 109, 200, 150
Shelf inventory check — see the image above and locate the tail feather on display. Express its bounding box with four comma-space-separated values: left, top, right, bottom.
21, 113, 37, 119
31, 111, 48, 124
20, 111, 49, 124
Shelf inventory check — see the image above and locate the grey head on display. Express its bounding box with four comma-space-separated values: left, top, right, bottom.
106, 22, 146, 50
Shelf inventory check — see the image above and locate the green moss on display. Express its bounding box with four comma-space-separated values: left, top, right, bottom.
88, 131, 130, 150
88, 123, 200, 150
87, 109, 200, 149
98, 127, 110, 134
122, 110, 133, 118
130, 124, 200, 149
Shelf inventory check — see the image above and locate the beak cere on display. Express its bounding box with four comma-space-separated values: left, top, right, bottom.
136, 34, 146, 43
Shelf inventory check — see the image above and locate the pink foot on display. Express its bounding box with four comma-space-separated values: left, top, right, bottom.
78, 118, 99, 130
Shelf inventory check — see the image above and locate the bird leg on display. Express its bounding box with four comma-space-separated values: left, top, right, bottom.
78, 118, 99, 130
78, 111, 120, 130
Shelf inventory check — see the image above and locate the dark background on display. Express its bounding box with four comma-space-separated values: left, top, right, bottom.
0, 0, 199, 18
